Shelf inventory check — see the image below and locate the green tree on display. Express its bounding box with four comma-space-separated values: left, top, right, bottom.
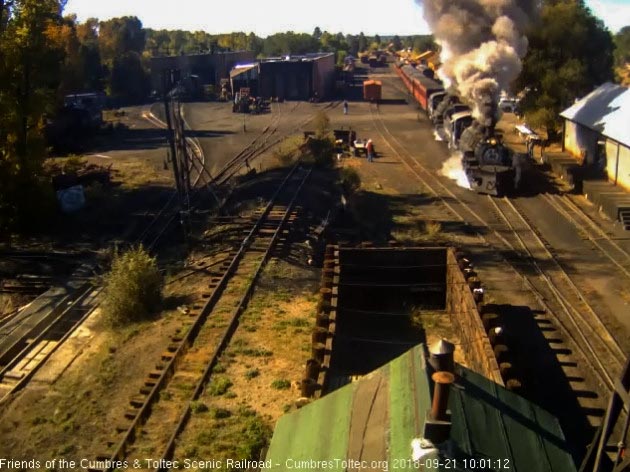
374, 34, 381, 47
347, 34, 359, 57
412, 35, 435, 53
98, 16, 145, 65
247, 32, 263, 56
392, 35, 402, 51
336, 49, 347, 67
614, 26, 630, 66
312, 26, 322, 40
358, 32, 367, 52
77, 18, 105, 90
516, 0, 615, 139
262, 32, 319, 56
0, 0, 65, 234
110, 51, 149, 103
98, 16, 148, 102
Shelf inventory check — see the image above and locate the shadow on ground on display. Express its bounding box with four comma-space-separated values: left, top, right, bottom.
487, 303, 600, 464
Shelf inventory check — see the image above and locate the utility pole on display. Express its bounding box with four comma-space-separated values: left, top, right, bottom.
162, 69, 192, 246
162, 69, 182, 203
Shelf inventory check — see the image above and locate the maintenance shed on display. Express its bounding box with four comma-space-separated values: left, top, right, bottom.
266, 344, 577, 472
257, 53, 335, 100
149, 50, 254, 95
560, 83, 630, 190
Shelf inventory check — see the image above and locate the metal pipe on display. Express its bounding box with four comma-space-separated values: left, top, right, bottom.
431, 371, 455, 421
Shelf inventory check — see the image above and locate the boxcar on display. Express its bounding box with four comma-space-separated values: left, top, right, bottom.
363, 80, 382, 101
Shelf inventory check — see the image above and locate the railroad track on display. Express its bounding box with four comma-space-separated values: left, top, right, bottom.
213, 100, 339, 185
0, 282, 101, 405
212, 101, 293, 184
367, 102, 623, 400
88, 163, 312, 472
0, 109, 202, 403
542, 193, 630, 280
487, 196, 624, 389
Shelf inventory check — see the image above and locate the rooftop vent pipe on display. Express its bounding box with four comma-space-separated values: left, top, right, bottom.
429, 339, 455, 373
431, 371, 455, 421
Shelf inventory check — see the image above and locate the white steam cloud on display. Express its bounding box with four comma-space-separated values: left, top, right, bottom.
417, 0, 539, 127
439, 153, 471, 189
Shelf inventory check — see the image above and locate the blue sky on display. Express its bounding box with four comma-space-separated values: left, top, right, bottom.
64, 0, 630, 35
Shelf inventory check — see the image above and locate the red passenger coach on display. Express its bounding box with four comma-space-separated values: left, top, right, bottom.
396, 64, 444, 112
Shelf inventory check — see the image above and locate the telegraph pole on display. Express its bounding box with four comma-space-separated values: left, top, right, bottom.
162, 69, 183, 202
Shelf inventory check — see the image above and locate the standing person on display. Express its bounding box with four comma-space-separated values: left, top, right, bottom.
343, 99, 348, 115
366, 139, 374, 162
526, 136, 534, 158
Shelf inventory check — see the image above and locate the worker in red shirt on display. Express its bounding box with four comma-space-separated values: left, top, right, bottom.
366, 139, 374, 162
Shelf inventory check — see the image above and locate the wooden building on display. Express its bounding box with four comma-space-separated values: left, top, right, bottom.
561, 83, 630, 190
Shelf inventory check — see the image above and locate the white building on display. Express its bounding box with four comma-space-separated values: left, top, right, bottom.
560, 82, 630, 190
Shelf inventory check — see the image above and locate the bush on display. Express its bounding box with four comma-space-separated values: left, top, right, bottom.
424, 220, 442, 238
245, 368, 260, 380
274, 149, 294, 167
212, 408, 232, 419
101, 246, 162, 326
339, 168, 361, 195
208, 377, 233, 396
271, 379, 291, 390
191, 401, 209, 413
304, 136, 335, 168
237, 415, 272, 459
62, 155, 87, 174
313, 111, 331, 138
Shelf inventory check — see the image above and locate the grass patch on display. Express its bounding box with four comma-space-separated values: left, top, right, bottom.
191, 401, 209, 413
339, 167, 361, 195
208, 377, 233, 396
240, 348, 273, 357
244, 368, 260, 380
212, 408, 232, 419
271, 379, 291, 390
425, 220, 442, 238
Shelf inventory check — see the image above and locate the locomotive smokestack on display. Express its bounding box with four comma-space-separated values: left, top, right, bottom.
415, 0, 539, 128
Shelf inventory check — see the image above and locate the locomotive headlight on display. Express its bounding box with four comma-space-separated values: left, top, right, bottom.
489, 138, 497, 145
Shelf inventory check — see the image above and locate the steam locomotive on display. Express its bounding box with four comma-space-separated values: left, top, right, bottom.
459, 125, 522, 196
395, 62, 525, 196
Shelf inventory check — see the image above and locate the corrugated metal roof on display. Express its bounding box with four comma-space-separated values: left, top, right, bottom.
266, 345, 577, 472
560, 82, 630, 148
229, 64, 258, 78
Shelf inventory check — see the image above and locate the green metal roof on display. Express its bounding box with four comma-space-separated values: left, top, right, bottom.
265, 345, 577, 472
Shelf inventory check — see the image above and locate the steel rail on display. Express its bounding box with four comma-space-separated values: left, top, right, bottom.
0, 285, 100, 405
488, 196, 622, 390
156, 167, 312, 471
87, 162, 310, 471
213, 101, 339, 185
542, 193, 630, 279
367, 101, 624, 393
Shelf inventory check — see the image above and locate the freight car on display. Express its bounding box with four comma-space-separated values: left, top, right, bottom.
395, 63, 443, 111
363, 80, 382, 101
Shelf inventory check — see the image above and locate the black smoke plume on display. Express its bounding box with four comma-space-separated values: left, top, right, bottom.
417, 0, 539, 128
